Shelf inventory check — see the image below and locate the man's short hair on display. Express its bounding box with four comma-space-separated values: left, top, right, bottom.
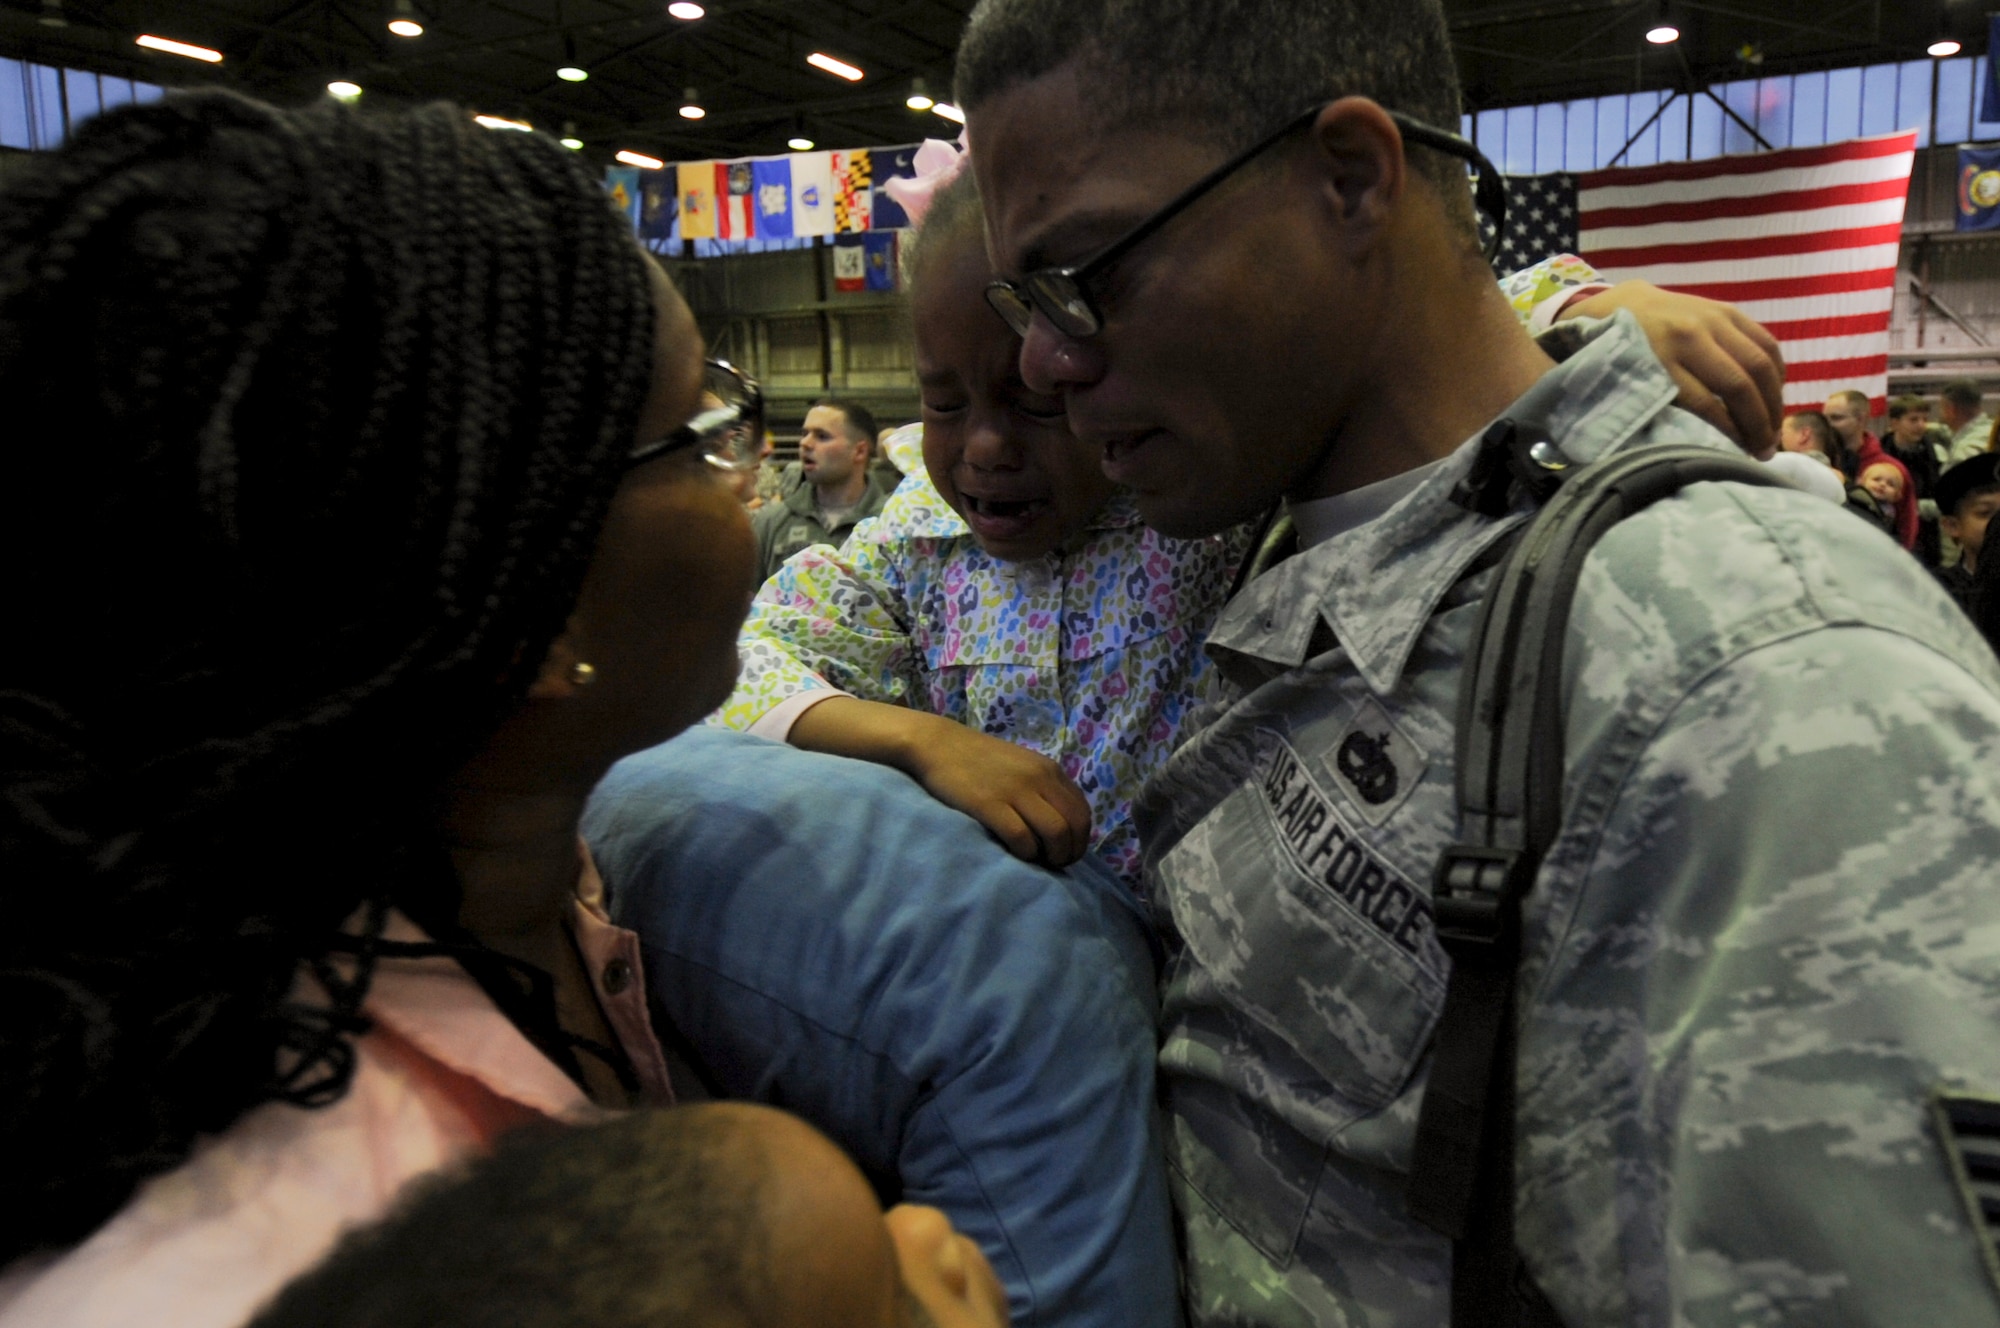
814, 398, 880, 452
1786, 410, 1832, 451
955, 0, 1473, 234
1944, 380, 1984, 413
1887, 394, 1930, 420
1831, 388, 1872, 420
245, 1110, 775, 1328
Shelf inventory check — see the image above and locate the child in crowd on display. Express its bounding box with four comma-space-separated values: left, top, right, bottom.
1851, 459, 1908, 534
1936, 452, 2000, 613
247, 1105, 1009, 1328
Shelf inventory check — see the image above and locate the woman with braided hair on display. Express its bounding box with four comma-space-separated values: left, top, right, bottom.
0, 88, 754, 1324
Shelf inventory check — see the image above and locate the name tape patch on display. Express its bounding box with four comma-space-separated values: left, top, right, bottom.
1260, 736, 1432, 956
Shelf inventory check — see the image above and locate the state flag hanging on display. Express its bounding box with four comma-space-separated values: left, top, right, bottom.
1483, 129, 1916, 415
751, 158, 794, 238
638, 170, 678, 242
791, 150, 835, 237
833, 149, 872, 232
1959, 145, 2000, 233
870, 144, 922, 229
602, 166, 640, 230
863, 231, 897, 290
718, 160, 756, 238
677, 161, 717, 240
832, 234, 868, 291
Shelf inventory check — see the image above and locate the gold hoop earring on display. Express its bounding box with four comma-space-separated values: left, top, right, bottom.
568, 661, 597, 688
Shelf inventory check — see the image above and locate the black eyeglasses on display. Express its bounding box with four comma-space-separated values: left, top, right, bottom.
629, 358, 765, 472
984, 103, 1508, 341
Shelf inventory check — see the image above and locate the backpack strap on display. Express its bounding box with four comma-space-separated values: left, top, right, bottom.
1407, 426, 1787, 1327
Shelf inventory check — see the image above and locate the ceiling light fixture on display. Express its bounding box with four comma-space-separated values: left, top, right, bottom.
1645, 24, 1679, 44
39, 0, 67, 29
617, 149, 665, 169
387, 0, 422, 36
906, 76, 934, 111
1930, 38, 1964, 58
807, 52, 865, 81
788, 136, 815, 150
679, 86, 705, 119
560, 121, 583, 150
931, 102, 965, 124
667, 2, 705, 18
557, 65, 588, 81
327, 80, 363, 99
135, 34, 224, 62
474, 114, 534, 131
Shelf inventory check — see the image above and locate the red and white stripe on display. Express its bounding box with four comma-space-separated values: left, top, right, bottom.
716, 162, 756, 239
1577, 131, 1917, 416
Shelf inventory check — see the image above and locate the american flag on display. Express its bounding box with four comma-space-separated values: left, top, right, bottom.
1484, 130, 1918, 414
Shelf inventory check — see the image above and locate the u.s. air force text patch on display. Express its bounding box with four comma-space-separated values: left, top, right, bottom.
1259, 734, 1432, 957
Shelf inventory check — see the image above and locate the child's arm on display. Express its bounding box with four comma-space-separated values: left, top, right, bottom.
717, 481, 1093, 867
789, 697, 1092, 866
1502, 254, 1786, 457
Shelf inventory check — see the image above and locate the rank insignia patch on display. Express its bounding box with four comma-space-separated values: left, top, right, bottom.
1330, 699, 1427, 826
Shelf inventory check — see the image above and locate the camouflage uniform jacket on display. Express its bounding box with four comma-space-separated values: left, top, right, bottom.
1140, 311, 2000, 1327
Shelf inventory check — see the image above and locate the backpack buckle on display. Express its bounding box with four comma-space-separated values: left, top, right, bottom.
1430, 846, 1528, 950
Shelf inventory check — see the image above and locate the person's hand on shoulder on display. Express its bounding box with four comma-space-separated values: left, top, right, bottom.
1560, 281, 1785, 459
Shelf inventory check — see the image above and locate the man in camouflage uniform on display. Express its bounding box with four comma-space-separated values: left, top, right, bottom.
958, 0, 2000, 1322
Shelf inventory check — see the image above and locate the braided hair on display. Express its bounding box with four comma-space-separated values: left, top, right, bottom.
0, 90, 659, 1264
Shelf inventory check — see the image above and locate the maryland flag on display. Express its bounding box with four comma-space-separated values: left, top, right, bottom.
832, 148, 872, 232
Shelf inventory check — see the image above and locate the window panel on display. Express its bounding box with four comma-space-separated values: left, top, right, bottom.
1896, 59, 1933, 146
1461, 112, 1473, 141
1827, 66, 1864, 141
1594, 93, 1629, 169
1476, 107, 1506, 162
1976, 59, 2000, 139
1504, 103, 1536, 174
1564, 98, 1596, 170
1859, 63, 1898, 136
1657, 91, 1690, 162
1755, 75, 1792, 149
28, 63, 63, 148
64, 67, 99, 131
1720, 78, 1759, 155
1791, 69, 1829, 147
1621, 90, 1663, 167
135, 82, 164, 104
1936, 57, 1974, 145
1690, 86, 1724, 159
1534, 100, 1566, 173
0, 58, 29, 150
99, 74, 133, 111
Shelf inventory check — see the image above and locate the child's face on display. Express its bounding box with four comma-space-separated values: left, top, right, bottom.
1945, 490, 2000, 562
913, 229, 1118, 561
1860, 463, 1904, 505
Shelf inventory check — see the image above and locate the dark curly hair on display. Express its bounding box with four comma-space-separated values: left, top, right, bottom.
0, 89, 658, 1264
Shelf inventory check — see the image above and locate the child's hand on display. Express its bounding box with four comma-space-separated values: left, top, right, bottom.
905, 722, 1094, 867
1559, 281, 1785, 458
788, 697, 1094, 867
